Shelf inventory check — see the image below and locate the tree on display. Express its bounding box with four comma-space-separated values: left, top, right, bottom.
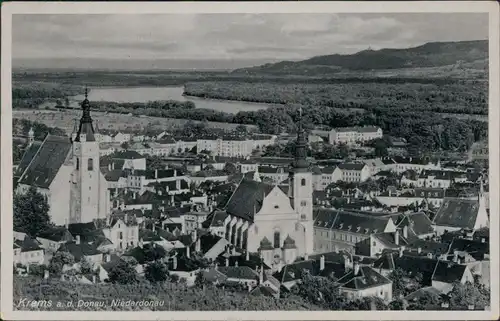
107, 259, 138, 284
80, 257, 92, 274
223, 163, 238, 175
145, 261, 169, 283
448, 282, 490, 310
49, 251, 75, 275
143, 244, 167, 262
13, 187, 52, 236
235, 124, 248, 134
121, 141, 130, 150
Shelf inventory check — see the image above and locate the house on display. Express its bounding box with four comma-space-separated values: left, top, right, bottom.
416, 170, 468, 189
382, 157, 441, 174
431, 261, 474, 293
36, 227, 74, 253
167, 255, 200, 286
432, 195, 489, 235
337, 163, 371, 183
216, 265, 260, 289
58, 240, 104, 266
13, 236, 45, 266
312, 166, 342, 191
328, 127, 383, 145
313, 208, 397, 254
336, 264, 393, 302
101, 215, 140, 251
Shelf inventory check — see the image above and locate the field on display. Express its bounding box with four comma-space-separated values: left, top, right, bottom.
13, 109, 256, 136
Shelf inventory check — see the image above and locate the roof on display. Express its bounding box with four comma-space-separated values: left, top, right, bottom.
68, 222, 98, 237
14, 236, 43, 252
111, 150, 144, 159
404, 286, 442, 301
337, 163, 366, 171
103, 169, 126, 182
202, 210, 228, 228
431, 261, 467, 284
449, 238, 489, 260
374, 253, 438, 285
337, 266, 391, 290
333, 126, 380, 133
37, 227, 73, 243
217, 266, 259, 280
58, 242, 102, 261
224, 179, 275, 222
394, 212, 434, 237
14, 141, 42, 178
314, 208, 392, 235
433, 198, 481, 229
17, 135, 72, 189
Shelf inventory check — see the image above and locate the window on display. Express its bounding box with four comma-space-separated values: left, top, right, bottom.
88, 158, 94, 171
301, 178, 306, 186
301, 201, 307, 207
76, 158, 80, 170
274, 231, 280, 248
119, 232, 123, 239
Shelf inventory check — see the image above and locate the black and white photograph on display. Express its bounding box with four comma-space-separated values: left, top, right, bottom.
1, 1, 499, 320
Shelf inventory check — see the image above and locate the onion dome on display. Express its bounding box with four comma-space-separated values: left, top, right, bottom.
259, 237, 273, 251
282, 235, 297, 249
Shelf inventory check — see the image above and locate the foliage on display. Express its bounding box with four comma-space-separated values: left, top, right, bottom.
79, 257, 93, 274
144, 261, 169, 283
107, 260, 138, 284
14, 275, 322, 311
120, 141, 129, 150
387, 268, 423, 299
290, 271, 347, 310
13, 186, 52, 236
223, 163, 238, 175
448, 281, 490, 310
143, 245, 167, 263
49, 251, 75, 276
28, 264, 47, 277
12, 119, 67, 141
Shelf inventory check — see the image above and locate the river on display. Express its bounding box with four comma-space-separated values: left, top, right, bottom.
70, 86, 270, 114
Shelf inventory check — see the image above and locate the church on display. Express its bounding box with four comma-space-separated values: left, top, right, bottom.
210, 110, 315, 271
15, 89, 109, 226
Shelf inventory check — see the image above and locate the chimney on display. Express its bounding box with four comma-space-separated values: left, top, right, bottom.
173, 256, 178, 270
139, 238, 144, 248
65, 219, 69, 229
92, 275, 97, 283
44, 270, 49, 279
75, 235, 81, 245
354, 263, 360, 276
225, 256, 229, 267
453, 251, 458, 263
155, 169, 158, 179
246, 250, 250, 261
344, 256, 351, 272
399, 247, 404, 258
186, 245, 191, 259
134, 192, 137, 199
235, 261, 239, 267
105, 254, 111, 263
152, 223, 155, 232
108, 163, 112, 171
112, 162, 115, 170
305, 253, 309, 261
320, 255, 325, 271
395, 229, 400, 246
247, 283, 252, 293
259, 263, 264, 284
402, 225, 408, 239
417, 247, 422, 254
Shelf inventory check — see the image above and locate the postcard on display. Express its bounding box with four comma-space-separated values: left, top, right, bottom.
1, 1, 499, 320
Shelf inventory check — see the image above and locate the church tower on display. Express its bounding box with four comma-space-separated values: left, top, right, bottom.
289, 107, 314, 255
69, 88, 101, 224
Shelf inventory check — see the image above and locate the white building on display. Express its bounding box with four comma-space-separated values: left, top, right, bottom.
337, 163, 371, 183
15, 91, 109, 225
13, 236, 45, 266
329, 126, 382, 145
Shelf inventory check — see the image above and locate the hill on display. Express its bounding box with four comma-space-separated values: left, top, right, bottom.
232, 40, 488, 75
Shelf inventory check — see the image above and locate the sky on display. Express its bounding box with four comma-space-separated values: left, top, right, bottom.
12, 13, 489, 70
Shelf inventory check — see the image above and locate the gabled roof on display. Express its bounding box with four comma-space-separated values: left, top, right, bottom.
111, 150, 144, 159
433, 198, 481, 229
337, 266, 391, 290
58, 242, 102, 261
449, 238, 489, 260
14, 236, 43, 252
313, 208, 391, 234
373, 253, 438, 285
224, 179, 275, 222
14, 141, 42, 178
68, 222, 98, 237
37, 227, 73, 243
431, 261, 467, 284
337, 163, 366, 171
217, 266, 259, 280
17, 135, 72, 189
394, 212, 434, 237
202, 210, 228, 228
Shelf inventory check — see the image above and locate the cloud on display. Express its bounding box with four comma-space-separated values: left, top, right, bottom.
12, 13, 488, 62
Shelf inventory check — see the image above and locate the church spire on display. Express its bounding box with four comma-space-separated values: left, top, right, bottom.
291, 106, 309, 171
74, 86, 95, 142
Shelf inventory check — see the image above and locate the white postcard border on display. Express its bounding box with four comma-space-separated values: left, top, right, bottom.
1, 1, 499, 320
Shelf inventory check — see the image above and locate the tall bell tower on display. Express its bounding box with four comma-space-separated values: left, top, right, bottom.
289, 107, 314, 255
69, 88, 101, 223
